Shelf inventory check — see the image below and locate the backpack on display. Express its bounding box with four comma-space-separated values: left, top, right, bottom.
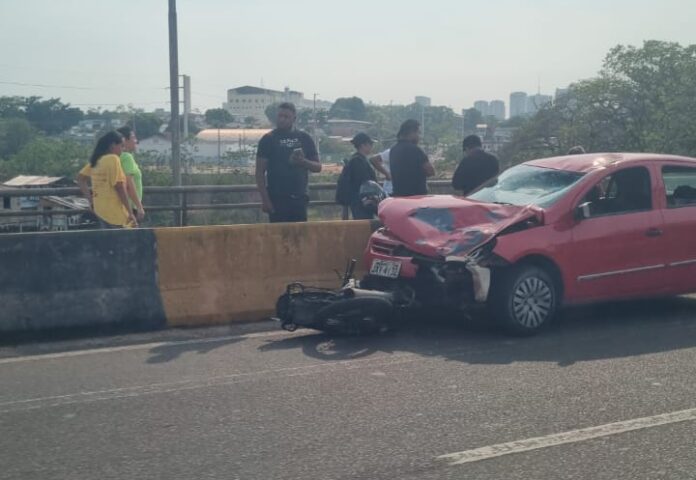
335, 158, 353, 206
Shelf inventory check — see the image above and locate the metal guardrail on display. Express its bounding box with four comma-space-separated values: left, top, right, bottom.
0, 180, 454, 226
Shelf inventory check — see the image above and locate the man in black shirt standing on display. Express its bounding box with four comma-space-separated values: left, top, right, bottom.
390, 119, 435, 197
452, 135, 500, 196
256, 102, 322, 222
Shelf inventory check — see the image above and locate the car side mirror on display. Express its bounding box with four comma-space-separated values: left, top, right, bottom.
575, 202, 592, 220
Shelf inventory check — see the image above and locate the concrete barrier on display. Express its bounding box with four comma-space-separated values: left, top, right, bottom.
0, 221, 378, 333
155, 220, 376, 327
0, 229, 165, 332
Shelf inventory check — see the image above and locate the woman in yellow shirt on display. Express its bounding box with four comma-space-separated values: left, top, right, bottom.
78, 131, 137, 228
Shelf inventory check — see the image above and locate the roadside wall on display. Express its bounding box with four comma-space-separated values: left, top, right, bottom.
0, 229, 165, 332
0, 221, 377, 333
155, 221, 375, 327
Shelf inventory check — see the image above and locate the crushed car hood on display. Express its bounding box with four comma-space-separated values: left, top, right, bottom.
378, 195, 543, 259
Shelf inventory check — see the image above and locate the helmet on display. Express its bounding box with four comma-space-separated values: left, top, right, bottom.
359, 180, 386, 214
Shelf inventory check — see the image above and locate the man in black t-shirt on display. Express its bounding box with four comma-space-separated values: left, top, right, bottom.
256, 102, 321, 223
390, 119, 435, 197
452, 135, 500, 196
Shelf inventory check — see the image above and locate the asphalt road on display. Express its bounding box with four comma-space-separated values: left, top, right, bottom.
2, 297, 696, 480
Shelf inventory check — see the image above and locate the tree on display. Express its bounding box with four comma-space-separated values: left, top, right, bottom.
296, 108, 328, 130
265, 103, 280, 125
130, 113, 163, 140
24, 97, 83, 135
329, 97, 367, 120
204, 108, 233, 128
0, 118, 35, 159
244, 116, 258, 129
0, 96, 26, 119
443, 142, 463, 167
0, 137, 89, 180
0, 96, 84, 135
499, 116, 527, 128
462, 108, 484, 132
499, 40, 696, 166
164, 116, 201, 136
318, 137, 353, 159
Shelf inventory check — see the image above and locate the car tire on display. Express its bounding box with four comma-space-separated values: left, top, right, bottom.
489, 265, 558, 336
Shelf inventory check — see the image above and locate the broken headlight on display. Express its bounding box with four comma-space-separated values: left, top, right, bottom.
467, 240, 509, 267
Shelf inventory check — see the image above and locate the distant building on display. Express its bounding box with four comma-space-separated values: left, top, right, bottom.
137, 134, 171, 160
509, 92, 528, 118
471, 126, 519, 154
474, 100, 490, 117
415, 96, 431, 107
223, 85, 331, 126
489, 100, 506, 121
526, 94, 553, 116
138, 130, 271, 164
67, 118, 125, 142
194, 128, 271, 165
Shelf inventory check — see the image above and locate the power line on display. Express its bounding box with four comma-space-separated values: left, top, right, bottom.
0, 80, 97, 90
70, 101, 170, 107
0, 80, 168, 91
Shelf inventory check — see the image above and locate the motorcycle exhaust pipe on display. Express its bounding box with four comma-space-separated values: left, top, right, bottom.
344, 288, 395, 302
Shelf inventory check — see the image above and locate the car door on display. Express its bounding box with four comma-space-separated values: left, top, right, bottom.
658, 163, 696, 294
565, 165, 669, 302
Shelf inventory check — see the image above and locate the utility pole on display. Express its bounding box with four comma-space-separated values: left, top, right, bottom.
312, 93, 319, 155
168, 0, 182, 194
182, 74, 191, 139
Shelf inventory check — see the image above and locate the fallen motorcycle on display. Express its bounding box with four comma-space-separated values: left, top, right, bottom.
274, 259, 414, 335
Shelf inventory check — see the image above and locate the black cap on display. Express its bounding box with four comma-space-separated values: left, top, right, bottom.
351, 132, 374, 147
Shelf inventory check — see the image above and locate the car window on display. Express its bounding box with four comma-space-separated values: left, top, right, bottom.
662, 165, 696, 208
580, 166, 652, 217
467, 164, 585, 208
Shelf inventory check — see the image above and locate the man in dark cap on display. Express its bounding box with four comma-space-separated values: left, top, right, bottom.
344, 132, 378, 219
452, 135, 499, 196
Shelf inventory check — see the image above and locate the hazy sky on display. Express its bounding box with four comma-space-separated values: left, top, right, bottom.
1, 0, 694, 113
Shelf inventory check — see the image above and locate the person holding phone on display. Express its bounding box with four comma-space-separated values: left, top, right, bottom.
255, 102, 321, 223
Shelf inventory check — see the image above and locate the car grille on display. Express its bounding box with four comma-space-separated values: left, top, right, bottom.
372, 240, 418, 258
372, 240, 396, 256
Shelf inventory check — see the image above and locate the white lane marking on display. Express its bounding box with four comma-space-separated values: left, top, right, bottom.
438, 407, 696, 466
0, 330, 295, 365
0, 344, 507, 414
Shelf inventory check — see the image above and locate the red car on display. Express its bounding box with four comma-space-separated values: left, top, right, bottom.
363, 153, 696, 334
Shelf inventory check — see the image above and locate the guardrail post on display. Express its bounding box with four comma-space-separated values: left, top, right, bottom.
172, 189, 181, 227
181, 190, 188, 227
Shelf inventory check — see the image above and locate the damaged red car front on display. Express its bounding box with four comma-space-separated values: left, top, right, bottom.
363, 160, 588, 334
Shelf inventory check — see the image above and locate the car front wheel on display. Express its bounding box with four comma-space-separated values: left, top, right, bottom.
489, 265, 558, 335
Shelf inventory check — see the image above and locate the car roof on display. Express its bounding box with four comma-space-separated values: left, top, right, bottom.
526, 153, 696, 173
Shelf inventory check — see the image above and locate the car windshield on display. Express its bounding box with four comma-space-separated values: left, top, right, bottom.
467, 164, 586, 208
